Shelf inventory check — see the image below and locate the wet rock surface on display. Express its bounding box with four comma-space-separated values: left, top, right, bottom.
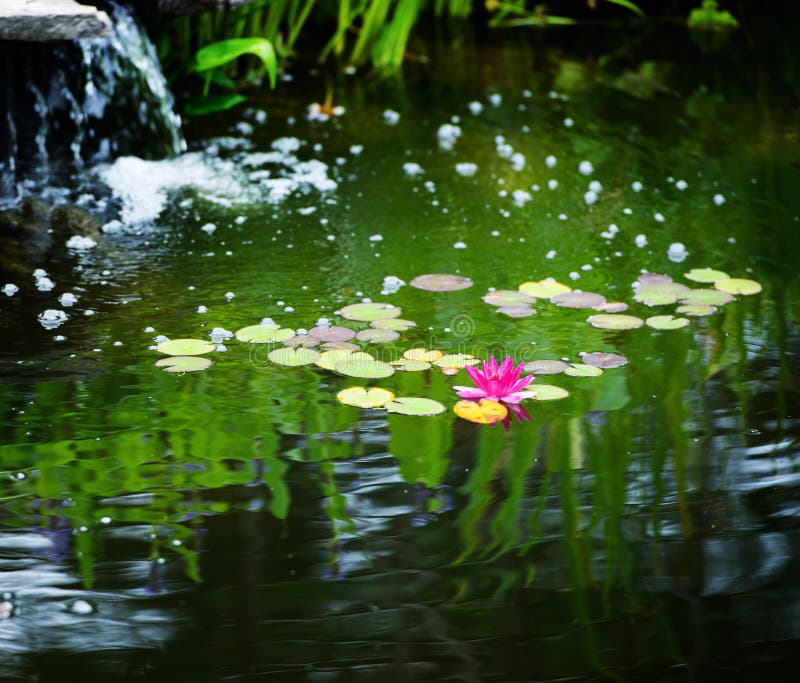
0, 0, 111, 41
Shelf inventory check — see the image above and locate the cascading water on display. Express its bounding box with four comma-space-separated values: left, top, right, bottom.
0, 2, 185, 200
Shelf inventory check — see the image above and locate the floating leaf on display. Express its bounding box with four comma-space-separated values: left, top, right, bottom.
551, 291, 607, 309
434, 354, 480, 368
523, 359, 567, 375
587, 314, 644, 330
340, 302, 401, 321
714, 278, 762, 295
410, 274, 473, 291
337, 386, 394, 408
633, 282, 690, 306
371, 318, 416, 331
391, 359, 431, 372
236, 324, 295, 343
581, 352, 628, 368
268, 347, 320, 366
335, 358, 395, 379
316, 349, 364, 370
404, 348, 443, 362
356, 328, 399, 343
530, 384, 570, 400
322, 341, 359, 351
646, 315, 690, 330
675, 303, 717, 316
385, 397, 446, 416
308, 325, 355, 342
454, 399, 508, 424
564, 363, 603, 377
483, 290, 535, 306
685, 267, 729, 283
679, 289, 734, 306
637, 273, 673, 285
594, 301, 628, 313
156, 338, 215, 356
519, 279, 571, 298
282, 335, 320, 349
155, 356, 212, 373
497, 305, 536, 318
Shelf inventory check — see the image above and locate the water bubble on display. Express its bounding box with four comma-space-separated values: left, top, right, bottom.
2, 283, 19, 296
66, 599, 96, 615
713, 193, 726, 206
545, 155, 557, 168
578, 160, 593, 175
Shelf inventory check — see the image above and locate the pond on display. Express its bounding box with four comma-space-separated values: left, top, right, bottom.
1, 19, 799, 683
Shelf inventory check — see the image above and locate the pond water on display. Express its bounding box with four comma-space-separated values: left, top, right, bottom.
1, 20, 800, 683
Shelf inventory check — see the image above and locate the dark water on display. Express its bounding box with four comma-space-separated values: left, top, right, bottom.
1, 16, 800, 683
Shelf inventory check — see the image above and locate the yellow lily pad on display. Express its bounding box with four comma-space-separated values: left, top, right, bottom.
454, 399, 508, 425
714, 278, 762, 295
155, 356, 212, 373
337, 386, 395, 408
519, 279, 571, 298
156, 338, 215, 355
404, 348, 443, 362
236, 324, 295, 343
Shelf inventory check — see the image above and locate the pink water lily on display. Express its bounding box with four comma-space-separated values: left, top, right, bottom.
453, 356, 536, 429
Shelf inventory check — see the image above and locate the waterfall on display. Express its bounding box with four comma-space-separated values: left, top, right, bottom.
0, 2, 185, 200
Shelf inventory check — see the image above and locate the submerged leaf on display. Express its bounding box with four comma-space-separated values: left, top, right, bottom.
646, 315, 690, 330
410, 274, 473, 291
454, 399, 508, 424
340, 302, 402, 321
155, 356, 212, 373
337, 386, 395, 408
587, 314, 644, 330
519, 279, 571, 298
385, 397, 446, 416
156, 338, 215, 356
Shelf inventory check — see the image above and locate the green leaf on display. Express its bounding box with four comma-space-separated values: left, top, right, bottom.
604, 0, 645, 17
185, 94, 247, 117
267, 347, 320, 366
155, 356, 212, 373
193, 38, 277, 89
385, 397, 446, 416
235, 324, 295, 343
156, 338, 215, 356
337, 386, 395, 408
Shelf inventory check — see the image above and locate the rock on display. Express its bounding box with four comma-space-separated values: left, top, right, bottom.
49, 205, 101, 239
132, 0, 254, 15
0, 0, 111, 41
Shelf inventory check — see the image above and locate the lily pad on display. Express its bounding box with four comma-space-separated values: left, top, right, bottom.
337, 386, 394, 408
385, 397, 446, 416
633, 282, 690, 306
404, 348, 443, 362
155, 356, 212, 373
410, 274, 473, 291
685, 267, 729, 283
391, 359, 431, 372
268, 347, 320, 366
714, 278, 762, 295
551, 291, 607, 309
340, 302, 402, 321
308, 325, 355, 342
523, 359, 567, 375
454, 399, 508, 425
675, 304, 717, 316
519, 279, 571, 298
646, 315, 690, 330
282, 335, 320, 349
581, 352, 628, 368
316, 349, 364, 370
335, 358, 395, 379
371, 318, 416, 331
564, 363, 603, 377
587, 314, 644, 330
594, 301, 629, 313
530, 384, 570, 401
322, 341, 360, 351
356, 328, 400, 343
156, 338, 215, 356
637, 273, 673, 285
497, 305, 537, 318
679, 289, 734, 306
483, 290, 535, 307
434, 353, 480, 368
236, 324, 295, 343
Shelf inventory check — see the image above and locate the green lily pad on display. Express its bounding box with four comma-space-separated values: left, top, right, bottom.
519, 279, 571, 298
523, 359, 568, 375
551, 291, 607, 309
155, 356, 212, 373
679, 289, 734, 306
337, 386, 395, 408
409, 274, 473, 291
308, 325, 355, 342
587, 314, 644, 330
371, 318, 416, 331
646, 315, 690, 330
322, 341, 360, 351
156, 338, 215, 356
236, 324, 295, 343
564, 363, 603, 377
633, 282, 691, 306
434, 354, 481, 368
714, 278, 762, 295
316, 349, 364, 370
356, 328, 400, 343
685, 267, 729, 283
385, 397, 446, 416
340, 302, 402, 321
404, 348, 443, 362
497, 305, 537, 318
390, 359, 432, 372
530, 384, 570, 400
581, 352, 628, 368
335, 358, 395, 378
483, 290, 535, 307
268, 347, 320, 366
675, 304, 717, 316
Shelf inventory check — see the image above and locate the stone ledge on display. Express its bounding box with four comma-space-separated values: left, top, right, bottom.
134, 0, 254, 15
0, 0, 111, 41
